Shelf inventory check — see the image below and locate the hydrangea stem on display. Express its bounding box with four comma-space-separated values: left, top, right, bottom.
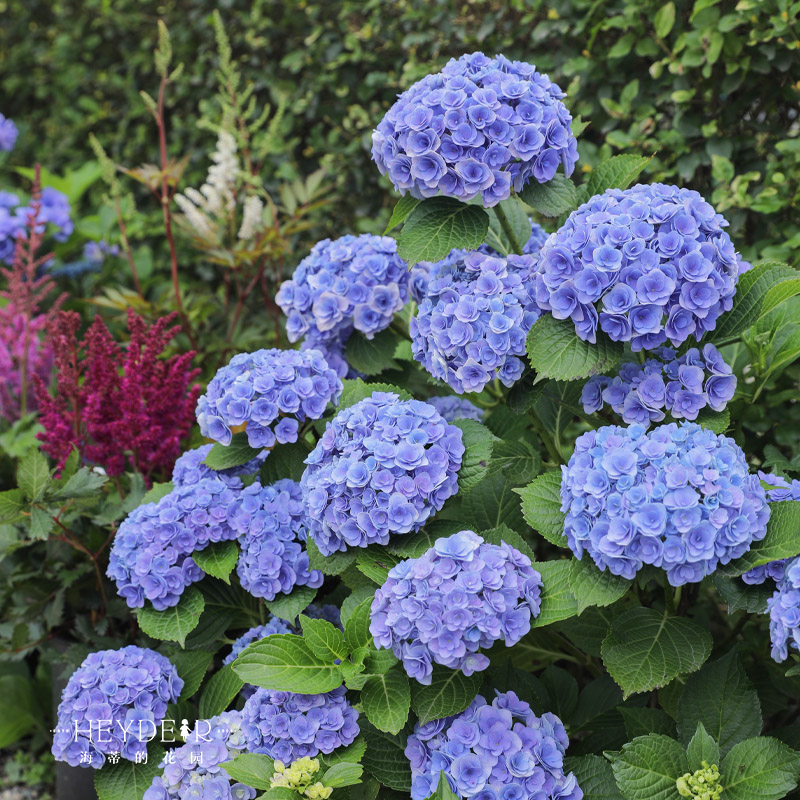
493, 203, 525, 255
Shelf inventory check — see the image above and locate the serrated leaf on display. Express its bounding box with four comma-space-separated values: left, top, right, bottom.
584, 154, 653, 198
463, 473, 525, 532
516, 471, 568, 547
142, 481, 174, 505
340, 587, 376, 629
344, 597, 374, 653
193, 540, 238, 584
356, 547, 403, 585
531, 560, 579, 627
307, 537, 357, 576
361, 722, 412, 792
360, 666, 410, 734
224, 752, 274, 790
564, 754, 624, 800
687, 722, 719, 772
384, 194, 421, 233
167, 648, 213, 700
338, 379, 412, 410
722, 501, 800, 575
319, 738, 368, 769
607, 734, 687, 800
713, 574, 773, 615
52, 467, 107, 499
693, 407, 730, 434
721, 737, 800, 800
264, 584, 318, 622
259, 441, 312, 484
411, 665, 482, 725
0, 489, 25, 523
527, 315, 623, 382
197, 664, 244, 718
601, 608, 712, 698
452, 418, 497, 493
346, 328, 401, 375
16, 449, 51, 502
29, 506, 55, 539
300, 615, 348, 661
618, 707, 676, 739
203, 431, 263, 470
480, 523, 536, 563
487, 439, 542, 485
94, 743, 165, 800
322, 761, 364, 788
518, 173, 579, 217
136, 586, 205, 646
570, 558, 631, 614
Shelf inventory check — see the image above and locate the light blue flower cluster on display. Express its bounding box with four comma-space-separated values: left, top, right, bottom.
370, 531, 542, 684
581, 344, 736, 425
0, 187, 73, 263
107, 477, 242, 610
410, 250, 541, 393
242, 686, 359, 763
52, 646, 183, 769
372, 52, 578, 206
768, 556, 800, 662
276, 234, 410, 377
405, 690, 582, 800
0, 113, 18, 151
144, 711, 256, 800
428, 395, 484, 423
301, 392, 464, 555
532, 184, 746, 350
231, 479, 323, 601
196, 348, 342, 449
561, 422, 770, 585
49, 240, 120, 278
171, 443, 266, 488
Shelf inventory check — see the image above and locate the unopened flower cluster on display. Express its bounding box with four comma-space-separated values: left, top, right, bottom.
242, 686, 359, 763
581, 344, 736, 426
52, 646, 183, 769
676, 762, 723, 800
411, 251, 541, 393
231, 479, 323, 600
0, 187, 72, 263
370, 531, 542, 684
144, 711, 256, 800
270, 757, 332, 800
301, 393, 464, 555
372, 52, 578, 206
428, 395, 484, 423
532, 184, 746, 350
405, 690, 582, 800
196, 348, 342, 449
561, 422, 770, 585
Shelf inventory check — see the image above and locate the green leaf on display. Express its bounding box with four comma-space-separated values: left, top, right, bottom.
29, 506, 55, 539
264, 584, 318, 622
486, 196, 532, 254
618, 707, 676, 739
356, 547, 403, 585
344, 597, 374, 653
713, 575, 771, 615
607, 734, 687, 800
0, 675, 36, 748
16, 449, 51, 502
136, 586, 205, 646
0, 489, 25, 523
233, 633, 343, 693
676, 649, 761, 758
723, 501, 800, 575
487, 439, 542, 485
322, 761, 364, 788
516, 471, 568, 547
526, 316, 623, 382
197, 664, 244, 718
427, 771, 460, 800
397, 197, 490, 266
346, 328, 401, 375
224, 752, 275, 790
193, 540, 239, 584
584, 154, 654, 198
411, 665, 482, 725
300, 615, 349, 661
52, 467, 107, 499
654, 1, 676, 37
531, 560, 579, 627
570, 559, 631, 614
693, 407, 730, 434
452, 418, 498, 493
141, 481, 174, 505
167, 648, 213, 700
721, 737, 800, 800
687, 722, 720, 772
319, 738, 368, 769
601, 608, 712, 698
384, 194, 421, 233
307, 537, 357, 576
259, 441, 312, 484
94, 744, 165, 800
564, 754, 624, 800
463, 473, 526, 533
360, 666, 410, 734
480, 522, 536, 563
260, 788, 299, 800
361, 722, 412, 792
338, 379, 412, 410
518, 173, 579, 218
203, 431, 263, 470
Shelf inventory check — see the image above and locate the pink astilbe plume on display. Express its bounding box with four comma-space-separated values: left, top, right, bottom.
35, 309, 201, 479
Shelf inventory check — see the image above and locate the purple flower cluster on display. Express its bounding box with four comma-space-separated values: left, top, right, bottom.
405, 691, 582, 800
144, 711, 256, 800
370, 531, 542, 684
107, 477, 242, 610
0, 187, 73, 263
231, 479, 323, 601
196, 348, 342, 450
411, 251, 541, 393
242, 686, 359, 763
581, 344, 736, 426
562, 422, 770, 585
0, 113, 18, 152
301, 392, 464, 555
768, 556, 800, 662
171, 443, 266, 488
428, 395, 484, 423
372, 52, 578, 207
532, 184, 747, 350
52, 646, 183, 769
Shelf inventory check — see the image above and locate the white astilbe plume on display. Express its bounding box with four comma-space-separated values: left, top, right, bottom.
174, 194, 214, 238
201, 130, 238, 215
238, 195, 264, 240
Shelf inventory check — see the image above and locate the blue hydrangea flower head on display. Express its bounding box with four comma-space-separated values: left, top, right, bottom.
561, 421, 770, 585
405, 690, 582, 800
144, 711, 256, 800
533, 183, 748, 349
231, 479, 323, 600
769, 555, 800, 662
581, 343, 736, 426
411, 250, 541, 393
0, 185, 72, 264
427, 395, 484, 423
370, 531, 542, 684
0, 113, 18, 152
301, 392, 464, 555
52, 646, 183, 769
372, 52, 579, 206
171, 443, 266, 487
242, 686, 359, 763
196, 348, 342, 449
107, 477, 242, 610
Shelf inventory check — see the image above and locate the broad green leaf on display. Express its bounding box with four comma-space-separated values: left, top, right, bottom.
397, 196, 490, 266
29, 506, 55, 539
300, 615, 349, 661
564, 754, 624, 800
356, 547, 403, 585
531, 560, 579, 628
259, 441, 312, 484
584, 154, 653, 198
346, 328, 401, 375
516, 471, 568, 547
452, 418, 498, 493
676, 649, 761, 757
203, 432, 263, 470
687, 723, 720, 772
344, 597, 374, 653
506, 369, 547, 414
197, 664, 244, 718
319, 738, 368, 769
361, 722, 412, 792
486, 196, 531, 253
137, 586, 205, 646
532, 379, 586, 446
487, 439, 542, 485
338, 379, 412, 410
17, 449, 51, 502
224, 752, 274, 790
569, 559, 631, 614
307, 537, 357, 576
360, 666, 410, 734
193, 540, 238, 584
0, 675, 36, 747
183, 579, 261, 651
693, 407, 730, 434
713, 575, 771, 614
167, 648, 213, 700
384, 194, 421, 233
526, 316, 623, 382
94, 744, 165, 800
463, 473, 526, 533
322, 761, 364, 788
618, 707, 676, 739
0, 489, 25, 523
607, 734, 687, 800
340, 587, 376, 629
721, 737, 800, 800
233, 633, 344, 693
722, 501, 800, 575
654, 1, 676, 37
411, 665, 482, 725
601, 608, 712, 698
519, 174, 578, 218
264, 584, 318, 622
52, 467, 107, 499
141, 481, 174, 505
260, 788, 298, 800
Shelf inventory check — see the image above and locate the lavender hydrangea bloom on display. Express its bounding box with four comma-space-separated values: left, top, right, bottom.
428, 395, 484, 423
302, 392, 463, 555
0, 186, 73, 264
144, 711, 256, 800
52, 646, 183, 769
242, 686, 359, 763
372, 52, 578, 207
0, 114, 18, 151
405, 690, 582, 800
768, 557, 800, 662
171, 443, 266, 488
581, 344, 736, 426
411, 250, 541, 393
231, 479, 323, 600
533, 183, 748, 350
562, 422, 770, 586
196, 348, 342, 449
107, 477, 242, 610
370, 532, 542, 684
